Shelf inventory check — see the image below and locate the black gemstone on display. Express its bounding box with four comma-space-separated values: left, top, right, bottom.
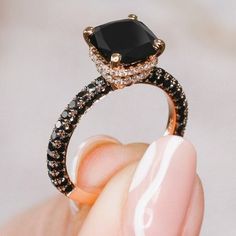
65, 185, 73, 193
148, 68, 158, 83
163, 78, 171, 87
174, 90, 182, 100
96, 77, 105, 84
175, 96, 186, 107
87, 83, 95, 90
77, 90, 87, 98
176, 124, 185, 135
89, 19, 157, 64
47, 161, 64, 171
47, 152, 63, 162
169, 84, 177, 93
48, 170, 64, 179
177, 106, 187, 116
148, 73, 156, 83
86, 99, 94, 107
156, 74, 165, 85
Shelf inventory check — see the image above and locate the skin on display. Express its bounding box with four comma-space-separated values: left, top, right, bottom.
0, 136, 204, 236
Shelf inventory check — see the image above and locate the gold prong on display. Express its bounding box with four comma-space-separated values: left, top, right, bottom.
110, 53, 122, 67
83, 26, 94, 46
153, 38, 165, 56
128, 14, 138, 20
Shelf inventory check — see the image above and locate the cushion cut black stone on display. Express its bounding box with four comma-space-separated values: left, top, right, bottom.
89, 19, 157, 64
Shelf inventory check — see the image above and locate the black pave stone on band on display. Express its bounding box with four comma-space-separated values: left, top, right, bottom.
47, 67, 188, 195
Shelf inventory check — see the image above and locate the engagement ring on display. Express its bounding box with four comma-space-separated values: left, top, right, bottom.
47, 14, 188, 204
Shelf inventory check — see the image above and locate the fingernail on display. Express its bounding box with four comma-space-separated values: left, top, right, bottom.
69, 135, 120, 212
122, 135, 196, 236
71, 135, 120, 182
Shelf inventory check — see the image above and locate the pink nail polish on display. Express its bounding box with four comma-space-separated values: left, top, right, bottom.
122, 135, 196, 236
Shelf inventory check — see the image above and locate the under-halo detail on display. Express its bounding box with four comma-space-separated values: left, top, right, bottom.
47, 14, 188, 205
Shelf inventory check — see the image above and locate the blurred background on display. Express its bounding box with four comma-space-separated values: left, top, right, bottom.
0, 0, 236, 235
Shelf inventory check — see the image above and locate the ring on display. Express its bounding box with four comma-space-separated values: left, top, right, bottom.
47, 14, 188, 205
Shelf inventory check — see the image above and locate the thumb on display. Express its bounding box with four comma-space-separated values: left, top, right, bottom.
77, 135, 204, 236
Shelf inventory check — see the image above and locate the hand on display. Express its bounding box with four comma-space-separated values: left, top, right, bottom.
0, 135, 204, 236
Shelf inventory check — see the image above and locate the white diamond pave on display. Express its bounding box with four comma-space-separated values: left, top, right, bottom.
89, 47, 158, 88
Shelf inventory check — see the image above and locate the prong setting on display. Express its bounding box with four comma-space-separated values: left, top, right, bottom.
153, 38, 165, 56
128, 14, 138, 20
86, 18, 164, 88
111, 53, 122, 67
83, 26, 94, 46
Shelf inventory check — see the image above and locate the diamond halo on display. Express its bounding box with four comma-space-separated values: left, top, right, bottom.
89, 46, 158, 88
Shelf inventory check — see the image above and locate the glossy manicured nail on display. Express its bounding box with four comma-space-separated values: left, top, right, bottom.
123, 135, 196, 236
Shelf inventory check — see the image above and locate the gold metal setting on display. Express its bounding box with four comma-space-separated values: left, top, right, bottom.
111, 53, 122, 67
153, 38, 166, 56
83, 26, 94, 46
128, 13, 138, 20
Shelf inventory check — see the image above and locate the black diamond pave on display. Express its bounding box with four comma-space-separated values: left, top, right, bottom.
47, 68, 188, 195
89, 19, 157, 64
47, 77, 113, 195
142, 67, 188, 137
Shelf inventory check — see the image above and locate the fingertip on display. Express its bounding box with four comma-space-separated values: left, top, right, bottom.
73, 135, 148, 196
182, 176, 205, 236
122, 135, 198, 235
71, 135, 121, 183
158, 135, 197, 164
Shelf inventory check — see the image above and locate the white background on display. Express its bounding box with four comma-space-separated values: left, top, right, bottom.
0, 0, 236, 235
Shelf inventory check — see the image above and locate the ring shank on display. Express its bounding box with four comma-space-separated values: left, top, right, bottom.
165, 94, 177, 135
47, 67, 188, 204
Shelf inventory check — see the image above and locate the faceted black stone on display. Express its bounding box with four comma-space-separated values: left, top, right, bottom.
163, 78, 171, 87
176, 124, 185, 135
148, 73, 157, 83
47, 161, 64, 171
77, 90, 87, 98
177, 106, 187, 116
156, 74, 165, 85
47, 150, 64, 161
62, 122, 73, 133
87, 83, 96, 90
65, 185, 73, 193
169, 84, 177, 93
48, 170, 64, 179
89, 19, 157, 64
85, 99, 94, 107
174, 90, 182, 100
175, 96, 186, 107
57, 177, 68, 187
177, 113, 185, 124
